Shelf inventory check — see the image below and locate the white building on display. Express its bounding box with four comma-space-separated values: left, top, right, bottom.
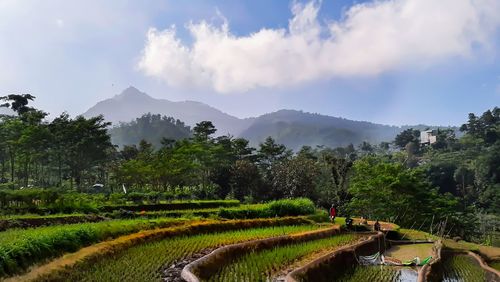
420, 130, 437, 144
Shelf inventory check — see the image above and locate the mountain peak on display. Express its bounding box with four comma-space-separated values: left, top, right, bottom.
114, 86, 152, 101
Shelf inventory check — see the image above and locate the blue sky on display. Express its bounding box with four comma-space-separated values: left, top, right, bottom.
0, 0, 498, 126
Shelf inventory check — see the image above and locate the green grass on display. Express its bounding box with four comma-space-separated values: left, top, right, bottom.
441, 254, 486, 282
0, 213, 87, 220
0, 217, 191, 277
336, 265, 418, 282
208, 233, 359, 282
43, 225, 323, 282
398, 228, 437, 241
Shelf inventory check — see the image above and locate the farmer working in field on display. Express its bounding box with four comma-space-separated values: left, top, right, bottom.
329, 204, 337, 223
374, 220, 381, 231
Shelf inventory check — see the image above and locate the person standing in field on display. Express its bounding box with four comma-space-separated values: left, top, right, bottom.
329, 204, 337, 223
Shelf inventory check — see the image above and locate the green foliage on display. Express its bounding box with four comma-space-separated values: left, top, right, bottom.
109, 113, 191, 148
346, 156, 458, 227
394, 128, 420, 149
217, 198, 315, 219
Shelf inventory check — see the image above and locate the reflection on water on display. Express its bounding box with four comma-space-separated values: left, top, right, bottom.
337, 265, 418, 282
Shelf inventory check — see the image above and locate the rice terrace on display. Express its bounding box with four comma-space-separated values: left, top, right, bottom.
1, 0, 500, 281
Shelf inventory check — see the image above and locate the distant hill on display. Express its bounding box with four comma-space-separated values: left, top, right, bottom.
238, 110, 404, 150
82, 86, 253, 136
83, 87, 451, 150
109, 113, 192, 148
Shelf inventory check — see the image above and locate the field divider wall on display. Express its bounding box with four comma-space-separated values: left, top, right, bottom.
417, 240, 442, 282
285, 231, 384, 282
181, 225, 342, 282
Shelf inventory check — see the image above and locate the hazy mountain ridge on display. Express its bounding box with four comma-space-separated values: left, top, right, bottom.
83, 87, 447, 149
82, 86, 252, 136
238, 109, 403, 150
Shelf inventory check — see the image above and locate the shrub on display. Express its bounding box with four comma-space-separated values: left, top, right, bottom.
267, 198, 316, 217
217, 198, 316, 219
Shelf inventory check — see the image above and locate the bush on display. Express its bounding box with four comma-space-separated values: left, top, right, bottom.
267, 198, 316, 217
217, 198, 316, 219
99, 200, 240, 212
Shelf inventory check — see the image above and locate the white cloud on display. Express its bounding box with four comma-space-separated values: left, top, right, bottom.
139, 0, 500, 93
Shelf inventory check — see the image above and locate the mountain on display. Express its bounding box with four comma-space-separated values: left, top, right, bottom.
83, 87, 447, 150
82, 86, 253, 136
238, 110, 404, 150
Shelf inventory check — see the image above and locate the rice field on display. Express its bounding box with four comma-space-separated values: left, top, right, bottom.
208, 233, 360, 282
336, 265, 418, 282
490, 260, 500, 271
441, 253, 487, 282
41, 225, 322, 282
0, 217, 190, 277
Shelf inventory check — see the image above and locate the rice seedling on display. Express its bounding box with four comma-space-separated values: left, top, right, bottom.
490, 260, 500, 271
441, 254, 487, 282
0, 217, 189, 277
46, 225, 321, 282
209, 233, 359, 282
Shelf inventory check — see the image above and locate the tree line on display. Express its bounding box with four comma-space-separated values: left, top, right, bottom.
1, 94, 498, 243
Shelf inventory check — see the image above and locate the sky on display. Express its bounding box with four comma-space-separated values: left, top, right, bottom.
0, 0, 499, 126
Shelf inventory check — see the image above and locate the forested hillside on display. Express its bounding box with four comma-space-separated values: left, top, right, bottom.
109, 113, 192, 148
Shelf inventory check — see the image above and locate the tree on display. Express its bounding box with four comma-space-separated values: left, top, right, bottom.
270, 155, 319, 199
394, 128, 420, 149
193, 121, 216, 142
0, 94, 36, 115
257, 137, 291, 169
230, 160, 262, 201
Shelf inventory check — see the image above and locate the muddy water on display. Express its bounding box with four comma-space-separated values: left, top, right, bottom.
336, 265, 418, 282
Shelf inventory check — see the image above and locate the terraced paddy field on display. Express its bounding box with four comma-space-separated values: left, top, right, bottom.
384, 243, 434, 262
440, 253, 490, 282
37, 224, 322, 282
336, 265, 418, 282
207, 233, 362, 282
491, 261, 500, 271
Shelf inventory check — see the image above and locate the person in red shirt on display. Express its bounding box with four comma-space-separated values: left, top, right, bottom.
329, 204, 337, 223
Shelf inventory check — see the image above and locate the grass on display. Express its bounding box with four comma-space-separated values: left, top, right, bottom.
208, 233, 359, 282
0, 213, 87, 220
398, 228, 437, 241
42, 225, 322, 282
0, 217, 191, 277
441, 254, 486, 282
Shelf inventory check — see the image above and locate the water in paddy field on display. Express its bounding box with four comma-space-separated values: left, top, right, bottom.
336, 265, 418, 282
441, 253, 492, 282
